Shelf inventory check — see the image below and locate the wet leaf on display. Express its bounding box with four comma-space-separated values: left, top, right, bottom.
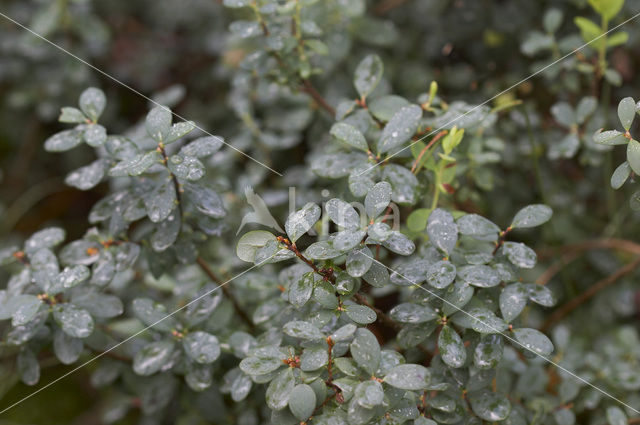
500, 283, 528, 322
330, 122, 368, 151
183, 331, 221, 364
438, 325, 466, 368
384, 364, 431, 390
266, 368, 295, 410
65, 159, 109, 190
426, 261, 456, 289
325, 198, 361, 230
502, 242, 537, 269
79, 87, 106, 122
53, 303, 94, 338
354, 54, 383, 99
427, 208, 458, 255
468, 389, 511, 421
283, 320, 324, 340
288, 383, 316, 421
179, 136, 224, 157
354, 380, 383, 408
344, 304, 377, 325
285, 203, 321, 243
377, 105, 422, 154
44, 129, 83, 152
133, 340, 175, 376
289, 271, 315, 308
146, 105, 172, 141
512, 328, 554, 356
510, 204, 552, 229
350, 328, 380, 375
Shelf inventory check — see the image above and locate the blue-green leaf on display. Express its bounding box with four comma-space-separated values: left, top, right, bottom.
330, 122, 368, 152
354, 54, 383, 99
183, 331, 220, 364
350, 328, 380, 375
288, 383, 316, 421
133, 340, 175, 376
384, 364, 431, 390
146, 106, 172, 141
427, 208, 458, 255
468, 389, 511, 421
438, 325, 466, 368
285, 203, 321, 243
510, 204, 552, 229
377, 105, 422, 154
512, 328, 554, 356
79, 87, 106, 122
53, 303, 94, 338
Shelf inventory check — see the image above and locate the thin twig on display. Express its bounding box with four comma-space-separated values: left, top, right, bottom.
536, 238, 640, 285
195, 257, 255, 330
540, 256, 640, 332
301, 79, 335, 116
253, 6, 335, 117
410, 130, 448, 174
374, 0, 410, 15
492, 227, 512, 255
536, 252, 580, 286
159, 147, 257, 329
538, 238, 640, 261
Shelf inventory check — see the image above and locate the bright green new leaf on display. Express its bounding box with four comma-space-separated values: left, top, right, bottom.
588, 0, 624, 20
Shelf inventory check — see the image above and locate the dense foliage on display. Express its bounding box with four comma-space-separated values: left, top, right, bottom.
1, 0, 640, 424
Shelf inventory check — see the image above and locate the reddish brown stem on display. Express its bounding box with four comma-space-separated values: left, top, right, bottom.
410, 130, 448, 174
326, 336, 335, 384
301, 79, 335, 116
196, 257, 255, 330
278, 237, 336, 283
374, 0, 410, 15
536, 252, 580, 286
536, 238, 640, 286
254, 15, 334, 118
540, 256, 640, 332
538, 238, 640, 260
492, 227, 512, 255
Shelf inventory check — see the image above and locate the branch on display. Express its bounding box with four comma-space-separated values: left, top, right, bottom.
301, 79, 335, 116
374, 0, 410, 15
537, 238, 640, 261
277, 237, 402, 332
535, 252, 580, 286
253, 7, 335, 117
540, 256, 640, 332
536, 238, 640, 285
196, 257, 256, 331
410, 130, 448, 174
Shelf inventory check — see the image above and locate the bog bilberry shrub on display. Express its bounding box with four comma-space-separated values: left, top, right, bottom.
1, 0, 640, 424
